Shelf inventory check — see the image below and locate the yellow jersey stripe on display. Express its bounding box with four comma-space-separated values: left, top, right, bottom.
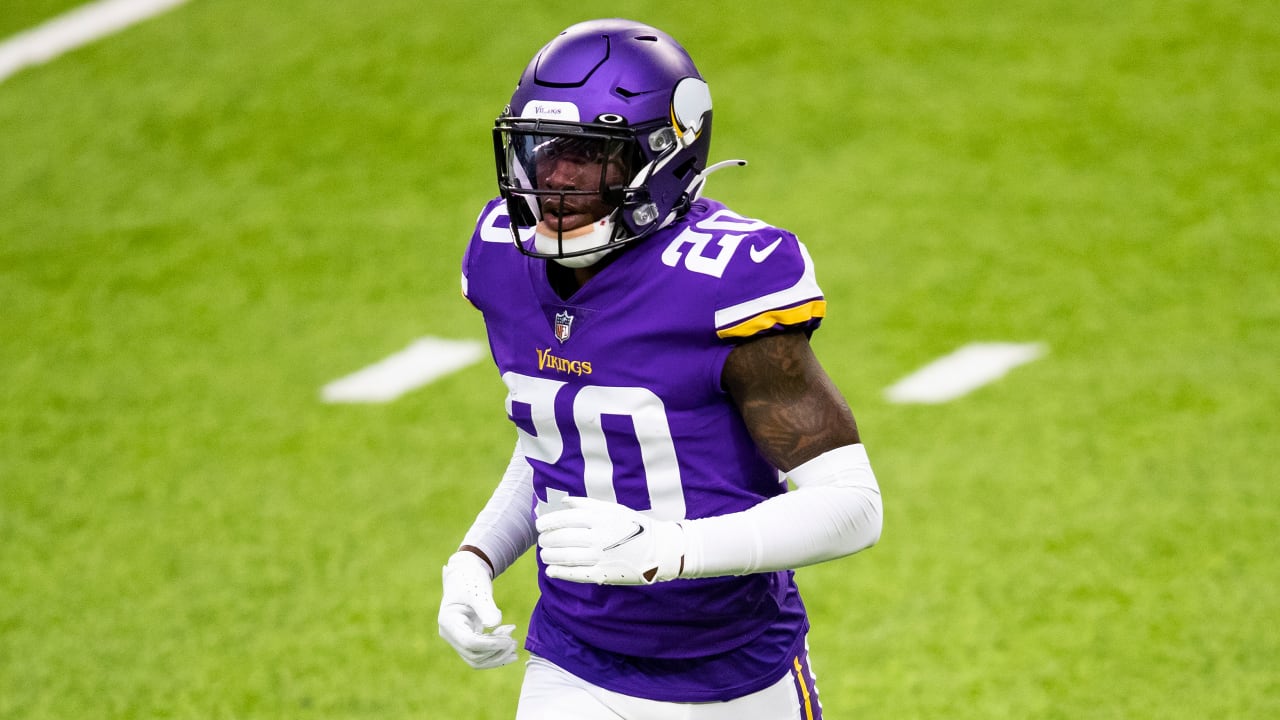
715, 300, 827, 339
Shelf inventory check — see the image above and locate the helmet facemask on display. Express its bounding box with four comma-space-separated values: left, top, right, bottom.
494, 118, 663, 266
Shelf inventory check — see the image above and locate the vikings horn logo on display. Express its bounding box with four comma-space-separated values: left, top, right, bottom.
554, 311, 574, 343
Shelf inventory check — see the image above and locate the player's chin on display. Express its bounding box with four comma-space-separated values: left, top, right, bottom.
542, 213, 593, 234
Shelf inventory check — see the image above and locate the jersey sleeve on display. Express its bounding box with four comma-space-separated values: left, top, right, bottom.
712, 228, 826, 341
461, 197, 508, 308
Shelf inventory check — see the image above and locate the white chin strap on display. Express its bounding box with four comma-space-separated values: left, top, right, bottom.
534, 218, 617, 268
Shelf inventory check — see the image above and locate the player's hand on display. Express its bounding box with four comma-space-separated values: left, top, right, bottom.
536, 496, 685, 585
438, 551, 518, 669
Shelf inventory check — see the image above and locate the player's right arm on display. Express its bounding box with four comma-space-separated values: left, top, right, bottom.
438, 442, 537, 668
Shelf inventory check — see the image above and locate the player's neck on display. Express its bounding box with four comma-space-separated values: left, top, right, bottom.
574, 264, 603, 287
545, 259, 609, 300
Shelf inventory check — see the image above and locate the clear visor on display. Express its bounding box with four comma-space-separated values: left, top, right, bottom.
500, 125, 638, 227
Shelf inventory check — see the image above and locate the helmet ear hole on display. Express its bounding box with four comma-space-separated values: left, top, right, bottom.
673, 157, 699, 180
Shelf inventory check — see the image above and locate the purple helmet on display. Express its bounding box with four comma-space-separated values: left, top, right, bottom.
493, 19, 723, 265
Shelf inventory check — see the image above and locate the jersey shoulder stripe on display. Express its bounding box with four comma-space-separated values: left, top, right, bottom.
713, 239, 825, 338
716, 299, 827, 339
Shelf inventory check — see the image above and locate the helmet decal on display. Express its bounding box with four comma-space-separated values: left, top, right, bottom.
671, 78, 712, 145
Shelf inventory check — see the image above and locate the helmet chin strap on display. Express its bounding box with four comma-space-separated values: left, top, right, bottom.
534, 217, 618, 268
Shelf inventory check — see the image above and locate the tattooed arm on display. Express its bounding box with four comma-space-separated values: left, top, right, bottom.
721, 331, 861, 471
671, 330, 883, 577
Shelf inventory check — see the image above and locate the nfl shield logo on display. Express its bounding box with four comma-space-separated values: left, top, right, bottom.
554, 311, 574, 343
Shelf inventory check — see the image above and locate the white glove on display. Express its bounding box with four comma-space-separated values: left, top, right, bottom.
536, 496, 685, 585
438, 551, 518, 669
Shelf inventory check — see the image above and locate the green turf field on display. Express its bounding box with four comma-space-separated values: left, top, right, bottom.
0, 0, 85, 38
2, 0, 1277, 717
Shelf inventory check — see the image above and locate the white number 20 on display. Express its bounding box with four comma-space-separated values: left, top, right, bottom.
660, 208, 772, 278
502, 372, 687, 520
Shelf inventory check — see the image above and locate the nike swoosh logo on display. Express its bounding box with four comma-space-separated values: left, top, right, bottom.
603, 523, 645, 551
750, 237, 783, 263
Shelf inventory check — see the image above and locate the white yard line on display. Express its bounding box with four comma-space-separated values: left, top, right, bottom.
321, 337, 487, 404
0, 0, 189, 83
885, 342, 1047, 404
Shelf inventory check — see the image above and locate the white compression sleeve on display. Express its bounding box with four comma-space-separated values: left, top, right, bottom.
681, 443, 883, 578
459, 442, 538, 577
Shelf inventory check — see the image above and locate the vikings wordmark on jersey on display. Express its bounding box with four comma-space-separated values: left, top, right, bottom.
535, 347, 592, 377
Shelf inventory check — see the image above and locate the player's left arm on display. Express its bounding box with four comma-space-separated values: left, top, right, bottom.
666, 330, 882, 578
721, 330, 859, 471
536, 330, 883, 585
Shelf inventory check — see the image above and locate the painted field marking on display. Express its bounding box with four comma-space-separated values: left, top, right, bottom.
0, 0, 189, 84
885, 342, 1047, 404
321, 337, 487, 404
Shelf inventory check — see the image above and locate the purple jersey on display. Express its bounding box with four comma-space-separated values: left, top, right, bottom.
461, 196, 827, 702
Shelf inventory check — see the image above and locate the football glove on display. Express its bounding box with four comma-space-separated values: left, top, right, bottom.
438, 551, 518, 669
536, 496, 685, 585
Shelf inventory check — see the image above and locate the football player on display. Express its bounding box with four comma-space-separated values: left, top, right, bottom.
439, 18, 884, 720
